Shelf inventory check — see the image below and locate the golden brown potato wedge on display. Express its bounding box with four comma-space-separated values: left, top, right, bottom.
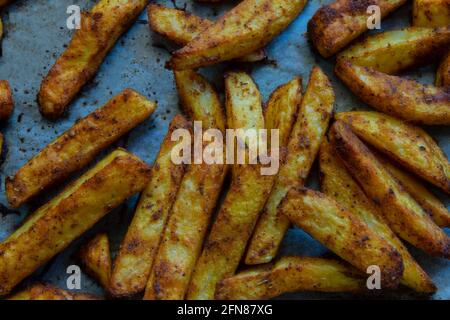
437, 52, 450, 87
0, 149, 151, 296
330, 121, 450, 258
338, 27, 450, 74
320, 140, 436, 293
335, 111, 450, 194
279, 188, 404, 289
38, 0, 148, 118
308, 0, 408, 58
78, 233, 112, 290
6, 89, 155, 208
335, 59, 450, 125
147, 4, 266, 62
0, 80, 13, 121
167, 0, 307, 70
216, 257, 366, 300
144, 71, 226, 300
246, 66, 334, 265
109, 115, 188, 298
7, 283, 101, 300
413, 0, 450, 27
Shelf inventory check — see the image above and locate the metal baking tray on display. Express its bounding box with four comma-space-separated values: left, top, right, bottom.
0, 0, 448, 299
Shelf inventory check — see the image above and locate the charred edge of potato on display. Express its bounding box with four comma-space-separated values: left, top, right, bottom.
413, 0, 450, 28
7, 283, 101, 300
0, 80, 13, 121
437, 51, 450, 87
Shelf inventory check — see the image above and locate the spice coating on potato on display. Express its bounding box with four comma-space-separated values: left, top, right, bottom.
7, 283, 101, 300
413, 0, 450, 27
0, 80, 13, 121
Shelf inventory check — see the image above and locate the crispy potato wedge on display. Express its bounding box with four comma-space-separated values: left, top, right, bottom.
147, 4, 266, 62
78, 233, 112, 290
279, 188, 404, 288
186, 72, 275, 300
143, 71, 226, 300
338, 27, 450, 74
335, 111, 450, 194
375, 154, 450, 228
0, 80, 13, 121
413, 0, 450, 27
216, 256, 366, 300
437, 52, 450, 87
246, 67, 334, 265
0, 149, 151, 296
7, 283, 101, 300
6, 89, 155, 208
109, 116, 188, 297
167, 0, 307, 70
308, 0, 408, 58
335, 59, 450, 125
330, 121, 450, 258
38, 0, 148, 118
320, 140, 436, 293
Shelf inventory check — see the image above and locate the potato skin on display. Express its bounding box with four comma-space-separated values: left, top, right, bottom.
279, 188, 404, 289
0, 80, 13, 121
335, 111, 450, 194
0, 149, 151, 296
246, 67, 334, 265
109, 115, 188, 298
167, 0, 307, 70
308, 0, 408, 57
7, 283, 101, 300
437, 52, 450, 87
413, 0, 450, 27
339, 27, 450, 74
335, 59, 450, 125
216, 257, 366, 300
6, 89, 155, 208
38, 0, 148, 118
330, 121, 450, 258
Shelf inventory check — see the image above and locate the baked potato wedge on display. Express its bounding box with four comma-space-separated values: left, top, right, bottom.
246, 66, 334, 265
330, 121, 450, 258
335, 111, 450, 194
167, 0, 307, 70
7, 283, 101, 300
78, 233, 112, 290
147, 4, 266, 62
308, 0, 408, 58
6, 89, 155, 208
279, 188, 404, 289
320, 140, 436, 293
437, 52, 450, 87
38, 0, 148, 118
216, 257, 366, 300
338, 27, 450, 74
413, 0, 450, 27
109, 115, 188, 298
0, 149, 151, 296
144, 71, 226, 300
335, 59, 450, 125
0, 80, 13, 121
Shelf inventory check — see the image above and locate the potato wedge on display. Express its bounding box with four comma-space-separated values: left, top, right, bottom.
147, 4, 266, 63
320, 140, 436, 293
246, 67, 334, 265
0, 80, 13, 121
335, 111, 450, 194
0, 149, 151, 296
437, 52, 450, 87
6, 89, 155, 208
7, 283, 101, 300
38, 0, 148, 118
109, 115, 188, 297
335, 59, 450, 125
279, 188, 404, 289
308, 0, 408, 58
143, 71, 226, 300
167, 0, 307, 70
216, 256, 365, 300
330, 121, 450, 258
413, 0, 450, 27
78, 233, 112, 290
186, 72, 275, 300
338, 27, 450, 74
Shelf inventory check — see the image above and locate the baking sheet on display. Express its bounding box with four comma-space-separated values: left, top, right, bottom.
0, 0, 448, 300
